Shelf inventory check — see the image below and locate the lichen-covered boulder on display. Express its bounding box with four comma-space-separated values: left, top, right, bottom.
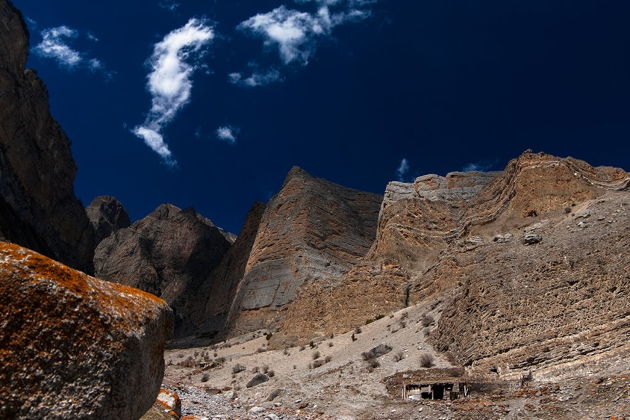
0, 242, 173, 420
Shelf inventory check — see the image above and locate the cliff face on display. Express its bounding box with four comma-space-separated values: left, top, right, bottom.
86, 196, 131, 246
184, 202, 266, 338
94, 204, 232, 335
226, 167, 383, 335
0, 0, 94, 272
274, 152, 630, 349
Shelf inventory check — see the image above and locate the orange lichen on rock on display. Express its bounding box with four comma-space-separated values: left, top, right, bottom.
0, 241, 173, 420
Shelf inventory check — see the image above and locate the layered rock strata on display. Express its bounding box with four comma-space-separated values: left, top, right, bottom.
227, 167, 382, 335
276, 152, 629, 349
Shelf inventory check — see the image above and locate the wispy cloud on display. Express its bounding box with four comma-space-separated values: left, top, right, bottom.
229, 68, 283, 87
132, 18, 214, 165
33, 26, 111, 77
238, 0, 375, 67
159, 1, 181, 12
396, 158, 410, 182
216, 126, 239, 144
462, 159, 497, 172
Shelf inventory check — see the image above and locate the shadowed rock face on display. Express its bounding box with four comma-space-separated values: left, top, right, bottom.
86, 196, 131, 245
227, 167, 382, 335
184, 202, 266, 338
276, 152, 630, 350
94, 204, 232, 336
0, 242, 173, 420
0, 0, 94, 272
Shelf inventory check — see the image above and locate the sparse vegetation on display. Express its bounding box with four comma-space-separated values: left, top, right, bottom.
201, 373, 209, 382
351, 333, 357, 341
232, 363, 246, 374
328, 342, 334, 347
325, 355, 332, 363
267, 389, 282, 401
393, 351, 404, 362
362, 344, 392, 360
313, 359, 325, 368
354, 327, 362, 334
420, 353, 434, 368
367, 359, 380, 370
299, 346, 305, 351
421, 314, 435, 327
312, 351, 321, 360
256, 347, 265, 353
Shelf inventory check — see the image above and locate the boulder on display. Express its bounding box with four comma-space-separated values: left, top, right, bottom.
522, 233, 543, 245
0, 242, 173, 419
86, 196, 131, 245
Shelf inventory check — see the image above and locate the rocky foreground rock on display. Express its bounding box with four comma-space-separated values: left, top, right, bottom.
94, 204, 232, 336
0, 242, 173, 419
0, 0, 94, 272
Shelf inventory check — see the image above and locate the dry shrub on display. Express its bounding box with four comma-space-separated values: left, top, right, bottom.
420, 353, 434, 368
421, 314, 435, 327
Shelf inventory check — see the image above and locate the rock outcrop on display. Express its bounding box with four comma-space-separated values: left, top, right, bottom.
227, 167, 382, 336
275, 152, 629, 347
185, 202, 266, 338
86, 195, 131, 245
94, 204, 232, 335
0, 0, 94, 272
0, 242, 173, 419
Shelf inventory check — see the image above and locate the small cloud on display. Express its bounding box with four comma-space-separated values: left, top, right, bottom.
159, 1, 181, 11
33, 25, 111, 77
132, 18, 214, 165
462, 159, 497, 172
396, 158, 410, 182
229, 68, 283, 87
25, 17, 38, 30
238, 0, 375, 66
33, 26, 82, 68
216, 126, 239, 144
86, 32, 99, 42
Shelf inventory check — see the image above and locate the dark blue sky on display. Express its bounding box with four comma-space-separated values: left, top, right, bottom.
15, 0, 630, 233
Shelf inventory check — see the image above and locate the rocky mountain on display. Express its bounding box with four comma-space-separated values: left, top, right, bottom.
272, 152, 629, 349
224, 167, 383, 337
0, 0, 94, 272
86, 195, 131, 246
94, 203, 233, 335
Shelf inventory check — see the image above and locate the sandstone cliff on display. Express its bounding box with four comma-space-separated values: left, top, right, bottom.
0, 0, 94, 272
0, 242, 173, 419
227, 167, 382, 336
94, 204, 232, 335
86, 195, 131, 246
275, 152, 629, 352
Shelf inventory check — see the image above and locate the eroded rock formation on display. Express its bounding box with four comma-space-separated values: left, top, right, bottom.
275, 152, 629, 352
0, 0, 94, 272
227, 167, 382, 336
94, 204, 232, 335
0, 242, 173, 419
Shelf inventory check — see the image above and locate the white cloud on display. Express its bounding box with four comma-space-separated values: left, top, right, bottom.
229, 68, 283, 87
216, 126, 238, 144
396, 158, 410, 181
132, 18, 214, 165
34, 26, 82, 68
462, 160, 496, 172
238, 0, 374, 66
33, 25, 111, 77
